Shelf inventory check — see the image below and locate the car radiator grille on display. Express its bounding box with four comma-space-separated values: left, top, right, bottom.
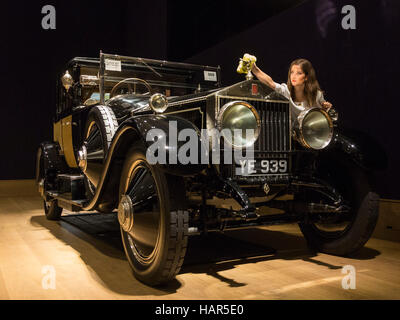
219, 97, 291, 182
219, 98, 291, 153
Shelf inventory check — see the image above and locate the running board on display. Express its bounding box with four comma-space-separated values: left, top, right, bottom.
47, 191, 87, 211
47, 172, 88, 212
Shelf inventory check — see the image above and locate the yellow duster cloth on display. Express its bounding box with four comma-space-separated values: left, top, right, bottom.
236, 53, 257, 74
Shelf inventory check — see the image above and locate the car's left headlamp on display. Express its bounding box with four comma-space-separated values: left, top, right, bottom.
296, 107, 334, 150
217, 100, 260, 148
149, 93, 168, 113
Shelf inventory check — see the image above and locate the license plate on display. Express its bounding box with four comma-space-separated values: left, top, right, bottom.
235, 159, 288, 176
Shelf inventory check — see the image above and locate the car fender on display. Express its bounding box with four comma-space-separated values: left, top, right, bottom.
36, 141, 64, 184
84, 114, 208, 211
330, 128, 388, 171
117, 114, 208, 175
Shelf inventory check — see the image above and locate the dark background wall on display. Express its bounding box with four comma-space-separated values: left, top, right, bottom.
1, 0, 399, 199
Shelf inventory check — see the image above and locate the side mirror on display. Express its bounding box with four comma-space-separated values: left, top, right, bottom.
328, 107, 339, 122
149, 93, 168, 113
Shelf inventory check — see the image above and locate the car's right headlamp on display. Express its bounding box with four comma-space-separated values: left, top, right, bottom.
216, 100, 260, 148
295, 107, 334, 150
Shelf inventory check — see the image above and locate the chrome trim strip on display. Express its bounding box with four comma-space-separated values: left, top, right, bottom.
217, 95, 289, 104
164, 107, 204, 129
167, 96, 209, 107
216, 96, 221, 120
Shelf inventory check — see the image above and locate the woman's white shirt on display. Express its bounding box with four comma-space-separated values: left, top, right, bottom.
273, 82, 325, 119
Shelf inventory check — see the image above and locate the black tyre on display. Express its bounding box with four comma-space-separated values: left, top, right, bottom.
37, 145, 63, 221
118, 146, 188, 285
298, 157, 379, 256
44, 199, 63, 221
82, 105, 118, 206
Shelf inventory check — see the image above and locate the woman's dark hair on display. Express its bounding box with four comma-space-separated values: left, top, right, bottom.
287, 58, 322, 107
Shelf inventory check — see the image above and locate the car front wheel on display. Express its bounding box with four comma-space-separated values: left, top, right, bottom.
298, 157, 379, 256
118, 146, 188, 285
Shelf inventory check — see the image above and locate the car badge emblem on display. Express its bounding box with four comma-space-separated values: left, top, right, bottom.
251, 83, 258, 95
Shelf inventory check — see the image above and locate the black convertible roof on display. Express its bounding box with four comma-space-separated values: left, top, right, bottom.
66, 53, 222, 102
67, 55, 221, 86
67, 56, 220, 73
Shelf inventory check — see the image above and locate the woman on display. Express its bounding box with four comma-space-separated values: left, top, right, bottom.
251, 58, 332, 118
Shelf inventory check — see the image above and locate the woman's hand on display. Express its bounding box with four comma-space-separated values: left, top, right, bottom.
322, 101, 332, 111
251, 62, 258, 74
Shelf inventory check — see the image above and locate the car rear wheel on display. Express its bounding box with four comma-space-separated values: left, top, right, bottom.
118, 146, 188, 286
43, 199, 63, 220
298, 158, 379, 256
37, 145, 63, 221
82, 105, 118, 211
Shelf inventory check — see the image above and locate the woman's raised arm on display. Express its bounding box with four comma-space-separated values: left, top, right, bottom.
251, 63, 276, 90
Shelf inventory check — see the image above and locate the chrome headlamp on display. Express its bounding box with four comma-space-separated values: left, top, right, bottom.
216, 100, 260, 148
296, 107, 334, 150
149, 93, 168, 113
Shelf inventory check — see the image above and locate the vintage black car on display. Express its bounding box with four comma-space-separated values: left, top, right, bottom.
36, 52, 380, 286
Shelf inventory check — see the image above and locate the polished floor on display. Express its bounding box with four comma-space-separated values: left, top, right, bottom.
0, 180, 399, 300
